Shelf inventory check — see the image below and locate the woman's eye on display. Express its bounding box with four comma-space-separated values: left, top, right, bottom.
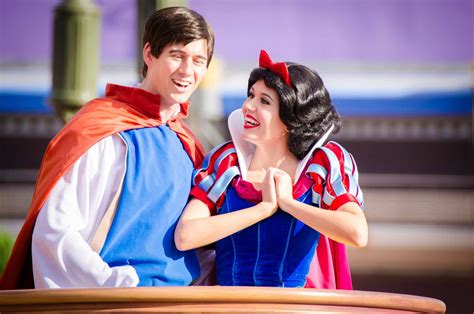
261, 98, 270, 105
248, 93, 254, 99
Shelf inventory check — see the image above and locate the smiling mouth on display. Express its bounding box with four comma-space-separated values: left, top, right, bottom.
244, 114, 260, 129
172, 79, 192, 89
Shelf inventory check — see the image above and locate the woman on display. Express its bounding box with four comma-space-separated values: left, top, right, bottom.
175, 50, 367, 288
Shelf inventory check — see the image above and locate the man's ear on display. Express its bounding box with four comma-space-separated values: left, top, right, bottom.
143, 42, 153, 66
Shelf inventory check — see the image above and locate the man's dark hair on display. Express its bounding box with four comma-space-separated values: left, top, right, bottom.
248, 64, 342, 160
142, 6, 215, 78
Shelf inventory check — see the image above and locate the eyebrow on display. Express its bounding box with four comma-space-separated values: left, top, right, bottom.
168, 49, 207, 61
261, 92, 274, 102
249, 87, 274, 102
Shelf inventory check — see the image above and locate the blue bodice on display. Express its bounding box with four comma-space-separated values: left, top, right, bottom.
215, 186, 320, 287
100, 126, 200, 286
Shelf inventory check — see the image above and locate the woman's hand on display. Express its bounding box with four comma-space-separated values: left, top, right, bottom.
260, 168, 278, 217
272, 168, 294, 207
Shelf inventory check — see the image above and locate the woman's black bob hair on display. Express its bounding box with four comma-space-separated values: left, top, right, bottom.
247, 63, 342, 160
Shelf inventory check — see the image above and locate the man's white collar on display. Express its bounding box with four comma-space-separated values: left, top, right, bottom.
228, 109, 333, 182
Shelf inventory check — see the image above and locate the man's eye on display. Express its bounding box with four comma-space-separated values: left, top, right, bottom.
194, 59, 206, 66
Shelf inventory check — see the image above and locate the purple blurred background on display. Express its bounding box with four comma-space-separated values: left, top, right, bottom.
0, 0, 471, 117
0, 0, 472, 63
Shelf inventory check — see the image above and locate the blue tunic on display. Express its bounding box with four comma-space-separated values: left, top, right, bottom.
216, 186, 320, 287
100, 126, 200, 286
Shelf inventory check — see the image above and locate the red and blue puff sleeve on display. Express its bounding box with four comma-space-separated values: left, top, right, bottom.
306, 141, 364, 210
190, 141, 240, 214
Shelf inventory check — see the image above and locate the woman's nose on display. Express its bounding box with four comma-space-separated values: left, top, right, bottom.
243, 99, 255, 112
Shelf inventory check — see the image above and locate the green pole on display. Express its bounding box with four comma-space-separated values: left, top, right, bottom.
136, 0, 187, 79
50, 0, 101, 123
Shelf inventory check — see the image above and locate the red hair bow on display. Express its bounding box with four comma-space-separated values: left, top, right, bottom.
259, 50, 293, 87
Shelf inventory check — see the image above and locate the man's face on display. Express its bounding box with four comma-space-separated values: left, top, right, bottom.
142, 39, 208, 108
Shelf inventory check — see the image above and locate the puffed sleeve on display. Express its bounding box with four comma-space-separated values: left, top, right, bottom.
306, 141, 364, 210
190, 141, 240, 214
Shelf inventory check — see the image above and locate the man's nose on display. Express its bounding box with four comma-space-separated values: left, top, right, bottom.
179, 58, 193, 75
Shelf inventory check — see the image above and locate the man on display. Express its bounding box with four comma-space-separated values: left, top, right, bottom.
0, 6, 214, 289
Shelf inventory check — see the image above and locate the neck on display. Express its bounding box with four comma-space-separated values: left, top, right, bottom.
249, 140, 298, 174
159, 103, 181, 123
138, 80, 180, 123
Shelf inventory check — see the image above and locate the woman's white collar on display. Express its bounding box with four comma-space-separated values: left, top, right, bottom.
228, 109, 333, 182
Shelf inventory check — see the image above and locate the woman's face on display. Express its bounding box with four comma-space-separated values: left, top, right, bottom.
241, 80, 287, 145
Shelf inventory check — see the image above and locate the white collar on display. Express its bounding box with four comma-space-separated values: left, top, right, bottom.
228, 109, 333, 182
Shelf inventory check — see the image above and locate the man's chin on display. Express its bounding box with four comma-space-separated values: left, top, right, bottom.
172, 93, 194, 104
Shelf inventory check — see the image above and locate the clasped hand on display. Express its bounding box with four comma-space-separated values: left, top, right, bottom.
261, 167, 294, 217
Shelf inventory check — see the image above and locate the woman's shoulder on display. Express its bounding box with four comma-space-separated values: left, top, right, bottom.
321, 141, 353, 155
307, 141, 364, 209
310, 141, 357, 167
198, 141, 238, 171
208, 141, 237, 156
306, 140, 360, 184
192, 141, 240, 190
191, 141, 241, 208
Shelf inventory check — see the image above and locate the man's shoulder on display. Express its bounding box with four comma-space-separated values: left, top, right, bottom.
70, 96, 146, 128
83, 95, 128, 110
48, 98, 144, 154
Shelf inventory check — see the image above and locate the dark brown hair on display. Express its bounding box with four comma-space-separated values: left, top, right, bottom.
248, 64, 341, 160
142, 7, 215, 78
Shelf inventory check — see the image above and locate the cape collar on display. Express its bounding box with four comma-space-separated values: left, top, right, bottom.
228, 109, 333, 182
105, 83, 191, 122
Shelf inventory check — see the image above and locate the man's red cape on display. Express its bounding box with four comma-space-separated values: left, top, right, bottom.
0, 84, 205, 289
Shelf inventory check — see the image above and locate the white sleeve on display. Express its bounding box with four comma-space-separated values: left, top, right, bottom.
32, 134, 139, 288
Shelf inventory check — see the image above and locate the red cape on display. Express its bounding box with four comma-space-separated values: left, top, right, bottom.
0, 84, 204, 289
305, 235, 352, 289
